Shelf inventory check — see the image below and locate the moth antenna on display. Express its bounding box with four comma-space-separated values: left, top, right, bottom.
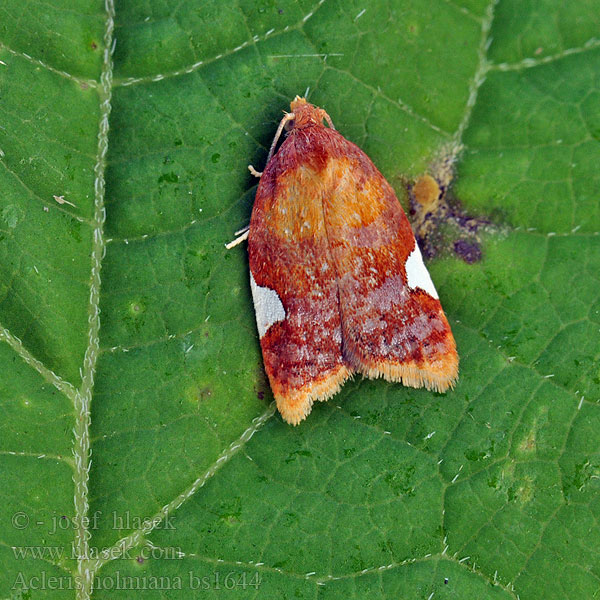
266, 112, 295, 164
323, 111, 335, 130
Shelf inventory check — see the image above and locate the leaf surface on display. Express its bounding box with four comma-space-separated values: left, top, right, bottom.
1, 0, 599, 598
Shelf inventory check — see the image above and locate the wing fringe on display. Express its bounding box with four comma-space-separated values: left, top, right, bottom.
355, 358, 458, 393
275, 364, 352, 425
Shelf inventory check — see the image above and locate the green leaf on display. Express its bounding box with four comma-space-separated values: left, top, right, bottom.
1, 1, 599, 599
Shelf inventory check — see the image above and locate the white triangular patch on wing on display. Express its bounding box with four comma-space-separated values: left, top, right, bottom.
250, 272, 286, 338
405, 243, 439, 299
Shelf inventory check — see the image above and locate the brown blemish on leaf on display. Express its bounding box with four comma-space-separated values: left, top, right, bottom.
412, 174, 441, 212
407, 145, 492, 263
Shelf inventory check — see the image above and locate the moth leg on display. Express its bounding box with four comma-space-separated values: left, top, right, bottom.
248, 165, 263, 178
225, 225, 250, 249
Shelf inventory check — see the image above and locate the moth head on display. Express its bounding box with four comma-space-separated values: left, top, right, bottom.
288, 96, 329, 130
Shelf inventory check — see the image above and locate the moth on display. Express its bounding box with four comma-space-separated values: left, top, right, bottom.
231, 97, 458, 425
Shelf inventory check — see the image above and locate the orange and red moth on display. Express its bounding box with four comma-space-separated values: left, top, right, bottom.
241, 96, 458, 425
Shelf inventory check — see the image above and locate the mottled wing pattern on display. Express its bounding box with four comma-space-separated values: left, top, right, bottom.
319, 129, 459, 392
248, 138, 351, 425
248, 102, 457, 425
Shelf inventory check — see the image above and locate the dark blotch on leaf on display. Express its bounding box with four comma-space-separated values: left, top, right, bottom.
211, 153, 221, 163
465, 448, 486, 461
158, 172, 179, 183
285, 449, 312, 463
407, 160, 493, 262
454, 239, 482, 263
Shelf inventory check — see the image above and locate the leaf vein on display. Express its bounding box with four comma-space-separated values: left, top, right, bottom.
89, 404, 276, 574
0, 322, 78, 401
73, 0, 115, 597
0, 42, 98, 87
113, 0, 328, 89
491, 37, 600, 73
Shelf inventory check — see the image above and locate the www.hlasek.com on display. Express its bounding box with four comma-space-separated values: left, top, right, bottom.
12, 543, 182, 561
13, 570, 262, 591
